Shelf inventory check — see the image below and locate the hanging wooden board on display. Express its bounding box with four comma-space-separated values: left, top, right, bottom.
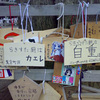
43, 37, 73, 62
52, 62, 82, 86
4, 43, 45, 66
0, 46, 4, 66
8, 75, 42, 100
0, 28, 25, 39
70, 23, 84, 38
48, 82, 64, 100
0, 38, 13, 44
13, 28, 57, 43
13, 28, 70, 43
87, 21, 100, 39
0, 38, 13, 66
39, 82, 61, 100
64, 38, 100, 65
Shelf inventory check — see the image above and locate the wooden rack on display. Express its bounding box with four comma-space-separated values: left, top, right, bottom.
0, 4, 100, 16
1, 3, 100, 100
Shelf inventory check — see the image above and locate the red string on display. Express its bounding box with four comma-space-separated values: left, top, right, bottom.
71, 15, 74, 25
0, 43, 3, 46
9, 5, 17, 30
3, 69, 5, 78
4, 32, 19, 39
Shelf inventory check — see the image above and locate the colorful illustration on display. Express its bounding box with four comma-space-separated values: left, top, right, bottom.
50, 40, 65, 62
52, 75, 62, 83
52, 64, 81, 86
76, 65, 82, 75
0, 69, 12, 78
61, 65, 76, 85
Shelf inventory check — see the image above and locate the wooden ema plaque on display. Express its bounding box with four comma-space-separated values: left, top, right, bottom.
52, 62, 81, 86
70, 22, 100, 39
70, 23, 84, 38
87, 21, 100, 39
64, 38, 100, 65
39, 82, 61, 100
0, 46, 3, 66
43, 37, 73, 62
13, 28, 70, 43
8, 75, 42, 100
4, 43, 45, 66
0, 28, 25, 39
48, 82, 64, 100
0, 38, 13, 66
13, 28, 57, 43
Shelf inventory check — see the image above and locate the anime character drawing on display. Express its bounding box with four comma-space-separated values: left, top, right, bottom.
50, 41, 65, 62
64, 68, 72, 76
62, 66, 74, 85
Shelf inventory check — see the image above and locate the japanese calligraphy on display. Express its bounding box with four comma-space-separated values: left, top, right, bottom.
4, 43, 45, 66
64, 38, 100, 65
86, 43, 97, 57
74, 45, 82, 58
8, 76, 42, 100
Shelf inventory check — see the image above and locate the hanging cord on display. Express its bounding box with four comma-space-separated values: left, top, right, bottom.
82, 3, 84, 38
23, 70, 26, 77
83, 1, 89, 38
19, 3, 25, 43
56, 3, 65, 39
62, 86, 67, 100
25, 4, 29, 41
9, 5, 17, 30
96, 11, 100, 24
23, 67, 30, 77
19, 0, 33, 43
78, 65, 82, 100
42, 69, 46, 94
71, 15, 74, 25
73, 1, 83, 38
78, 3, 89, 100
96, 10, 100, 24
29, 16, 34, 34
78, 78, 81, 100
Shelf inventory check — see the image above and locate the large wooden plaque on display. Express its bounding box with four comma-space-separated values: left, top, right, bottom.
64, 38, 100, 65
4, 43, 45, 66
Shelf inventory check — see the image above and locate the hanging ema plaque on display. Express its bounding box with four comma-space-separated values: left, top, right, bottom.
64, 38, 100, 65
0, 46, 3, 66
4, 43, 45, 66
8, 75, 42, 100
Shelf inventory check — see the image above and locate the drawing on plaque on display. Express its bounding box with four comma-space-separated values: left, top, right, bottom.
61, 65, 76, 85
76, 65, 82, 75
50, 40, 65, 62
52, 64, 81, 86
25, 36, 43, 43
